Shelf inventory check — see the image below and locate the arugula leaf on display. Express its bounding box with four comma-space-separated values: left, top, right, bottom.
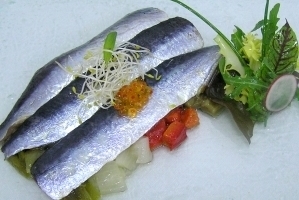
267, 22, 298, 75
245, 87, 268, 122
222, 75, 268, 91
257, 57, 276, 82
261, 3, 280, 58
251, 20, 264, 32
218, 57, 269, 122
231, 26, 245, 52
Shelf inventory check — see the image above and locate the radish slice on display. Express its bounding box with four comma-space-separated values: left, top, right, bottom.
265, 74, 297, 112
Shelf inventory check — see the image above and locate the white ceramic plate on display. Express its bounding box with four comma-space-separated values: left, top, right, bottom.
1, 0, 299, 199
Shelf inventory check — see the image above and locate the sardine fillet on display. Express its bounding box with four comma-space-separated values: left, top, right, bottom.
31, 46, 220, 199
0, 7, 168, 141
2, 17, 204, 158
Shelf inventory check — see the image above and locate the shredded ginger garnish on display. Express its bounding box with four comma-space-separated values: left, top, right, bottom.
57, 42, 152, 110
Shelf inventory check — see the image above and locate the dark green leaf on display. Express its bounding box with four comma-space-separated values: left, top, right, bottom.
222, 101, 254, 144
257, 58, 276, 82
268, 3, 280, 28
251, 19, 264, 32
220, 68, 269, 122
245, 87, 268, 122
231, 26, 245, 52
205, 81, 254, 144
266, 22, 298, 75
262, 3, 280, 57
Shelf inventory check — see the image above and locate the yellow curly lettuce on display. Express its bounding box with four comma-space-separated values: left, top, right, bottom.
224, 85, 249, 104
241, 33, 262, 72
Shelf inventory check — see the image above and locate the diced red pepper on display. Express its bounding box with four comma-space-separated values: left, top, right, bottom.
164, 107, 183, 124
162, 121, 187, 150
144, 118, 167, 151
181, 108, 200, 129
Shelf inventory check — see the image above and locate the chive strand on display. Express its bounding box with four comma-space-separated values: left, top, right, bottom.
262, 0, 270, 57
170, 0, 247, 66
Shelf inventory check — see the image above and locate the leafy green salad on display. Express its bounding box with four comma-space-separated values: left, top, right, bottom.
172, 0, 299, 142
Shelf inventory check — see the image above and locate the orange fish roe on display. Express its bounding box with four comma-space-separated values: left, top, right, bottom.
114, 78, 152, 118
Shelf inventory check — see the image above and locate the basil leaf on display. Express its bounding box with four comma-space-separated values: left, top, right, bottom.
231, 26, 245, 52
267, 22, 298, 75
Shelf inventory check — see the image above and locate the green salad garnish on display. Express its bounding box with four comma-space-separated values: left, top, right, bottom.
172, 0, 299, 142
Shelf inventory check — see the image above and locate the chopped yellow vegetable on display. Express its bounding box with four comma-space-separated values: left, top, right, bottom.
241, 33, 262, 72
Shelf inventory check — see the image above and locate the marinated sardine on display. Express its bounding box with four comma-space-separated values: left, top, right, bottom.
31, 46, 220, 199
2, 17, 204, 158
0, 8, 168, 141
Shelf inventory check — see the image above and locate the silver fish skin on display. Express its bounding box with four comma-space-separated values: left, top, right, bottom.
31, 46, 220, 199
1, 17, 204, 158
0, 8, 168, 141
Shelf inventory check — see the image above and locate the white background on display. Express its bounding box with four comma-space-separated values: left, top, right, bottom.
0, 0, 299, 200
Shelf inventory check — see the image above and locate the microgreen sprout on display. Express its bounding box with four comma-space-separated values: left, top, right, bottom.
145, 68, 161, 80
58, 36, 152, 110
103, 31, 117, 64
76, 42, 151, 109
